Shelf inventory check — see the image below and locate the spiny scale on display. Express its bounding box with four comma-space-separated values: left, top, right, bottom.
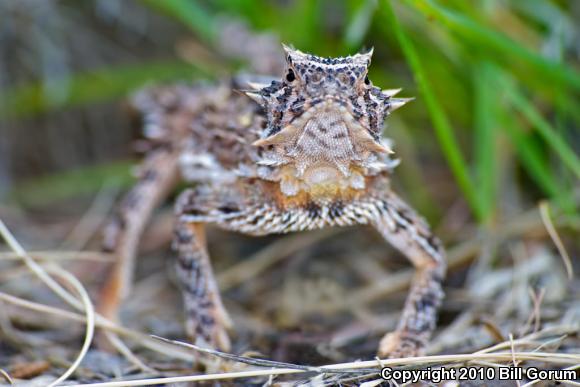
390, 97, 414, 111
104, 42, 445, 362
245, 45, 408, 199
383, 88, 402, 97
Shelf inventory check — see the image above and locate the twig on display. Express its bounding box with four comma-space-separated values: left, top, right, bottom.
539, 201, 574, 280
105, 331, 157, 374
64, 351, 580, 387
60, 183, 119, 251
508, 334, 521, 387
151, 335, 373, 374
476, 325, 578, 354
44, 266, 95, 387
521, 287, 545, 337
0, 368, 14, 386
0, 218, 168, 372
531, 334, 568, 353
0, 251, 114, 262
0, 219, 83, 310
0, 291, 195, 362
0, 219, 95, 387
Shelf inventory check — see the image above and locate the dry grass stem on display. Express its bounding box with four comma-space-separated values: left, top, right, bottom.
62, 349, 580, 387
0, 251, 114, 262
0, 291, 197, 361
1, 183, 577, 386
0, 368, 14, 385
0, 219, 96, 386
539, 201, 574, 280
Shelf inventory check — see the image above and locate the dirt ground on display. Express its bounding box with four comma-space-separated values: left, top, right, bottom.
0, 191, 578, 386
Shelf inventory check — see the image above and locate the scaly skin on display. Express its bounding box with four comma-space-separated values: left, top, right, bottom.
101, 45, 446, 359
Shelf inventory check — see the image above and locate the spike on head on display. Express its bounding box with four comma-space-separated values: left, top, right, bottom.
354, 46, 374, 66
382, 88, 402, 98
252, 45, 408, 198
242, 90, 263, 104
389, 97, 414, 112
246, 81, 269, 91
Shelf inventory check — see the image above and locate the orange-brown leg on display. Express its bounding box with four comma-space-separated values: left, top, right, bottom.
372, 193, 446, 358
173, 217, 232, 351
100, 149, 180, 323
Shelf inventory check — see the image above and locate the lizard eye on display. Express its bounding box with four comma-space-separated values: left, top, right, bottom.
286, 69, 296, 82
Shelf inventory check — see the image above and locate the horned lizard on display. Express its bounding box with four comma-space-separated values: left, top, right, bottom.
100, 44, 446, 359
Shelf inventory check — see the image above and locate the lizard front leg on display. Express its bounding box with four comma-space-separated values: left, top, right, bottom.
371, 192, 446, 358
173, 181, 446, 358
100, 148, 180, 321
174, 190, 233, 351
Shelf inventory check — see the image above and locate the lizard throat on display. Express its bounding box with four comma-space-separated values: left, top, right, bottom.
279, 163, 366, 198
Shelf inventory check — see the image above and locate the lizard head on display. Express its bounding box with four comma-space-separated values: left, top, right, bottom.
246, 45, 410, 198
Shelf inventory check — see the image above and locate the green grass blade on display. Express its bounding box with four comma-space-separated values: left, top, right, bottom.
283, 0, 322, 51
8, 161, 133, 207
212, 0, 276, 29
139, 0, 217, 43
500, 78, 580, 180
344, 0, 378, 52
499, 81, 575, 211
407, 0, 580, 92
0, 61, 208, 119
473, 62, 497, 222
500, 110, 559, 199
382, 0, 483, 220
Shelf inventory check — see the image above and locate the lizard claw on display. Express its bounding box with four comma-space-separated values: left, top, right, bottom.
378, 331, 426, 359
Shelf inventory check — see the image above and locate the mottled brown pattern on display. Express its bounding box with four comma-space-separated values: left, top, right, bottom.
100, 45, 445, 359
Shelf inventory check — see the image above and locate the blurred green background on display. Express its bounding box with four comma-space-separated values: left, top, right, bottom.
1, 0, 579, 226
